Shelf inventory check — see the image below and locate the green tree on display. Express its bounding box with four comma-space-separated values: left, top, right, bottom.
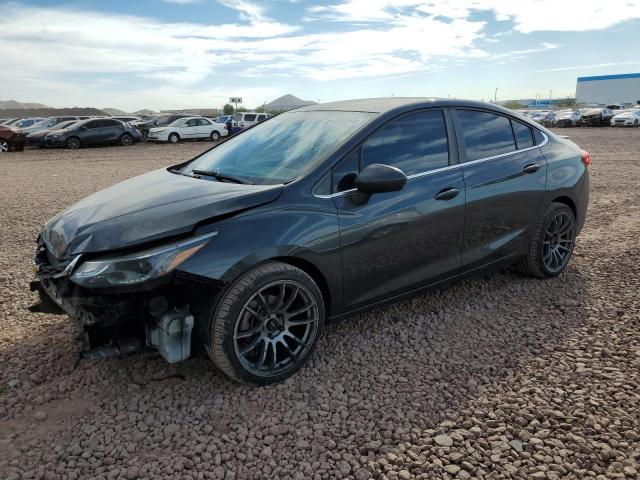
222, 103, 234, 115
255, 105, 266, 113
502, 100, 525, 110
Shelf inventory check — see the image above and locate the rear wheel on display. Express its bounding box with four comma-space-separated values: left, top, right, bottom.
66, 137, 81, 149
168, 132, 180, 144
206, 262, 324, 385
0, 139, 8, 153
210, 131, 220, 141
518, 202, 576, 278
121, 133, 133, 146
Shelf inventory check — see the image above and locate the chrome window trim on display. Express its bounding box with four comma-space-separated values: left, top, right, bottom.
314, 131, 548, 199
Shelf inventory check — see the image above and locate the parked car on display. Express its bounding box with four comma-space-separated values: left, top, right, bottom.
232, 112, 271, 129
110, 116, 141, 124
44, 118, 142, 149
22, 116, 89, 134
14, 117, 45, 128
31, 98, 589, 384
527, 110, 555, 127
147, 116, 228, 143
1, 118, 20, 126
610, 109, 640, 127
25, 120, 79, 147
553, 109, 582, 127
132, 114, 190, 139
0, 125, 26, 153
579, 108, 614, 126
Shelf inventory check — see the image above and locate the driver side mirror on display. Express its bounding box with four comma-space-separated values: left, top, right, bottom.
355, 164, 407, 194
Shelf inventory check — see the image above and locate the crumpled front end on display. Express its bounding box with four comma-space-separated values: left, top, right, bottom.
30, 238, 221, 363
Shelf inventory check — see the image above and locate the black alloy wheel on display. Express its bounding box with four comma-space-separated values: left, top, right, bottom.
206, 262, 324, 384
519, 202, 576, 278
542, 210, 576, 274
66, 137, 81, 149
121, 133, 133, 146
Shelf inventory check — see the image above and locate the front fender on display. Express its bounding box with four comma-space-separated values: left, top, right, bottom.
176, 198, 343, 315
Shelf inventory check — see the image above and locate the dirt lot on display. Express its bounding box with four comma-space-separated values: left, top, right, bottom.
1, 129, 639, 480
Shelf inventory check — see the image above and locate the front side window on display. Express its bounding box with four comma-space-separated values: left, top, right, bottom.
85, 120, 101, 129
184, 111, 375, 185
362, 110, 449, 176
511, 120, 534, 149
456, 110, 516, 162
185, 119, 198, 127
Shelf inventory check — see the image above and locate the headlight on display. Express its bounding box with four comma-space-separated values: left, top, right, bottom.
70, 232, 216, 288
152, 129, 166, 133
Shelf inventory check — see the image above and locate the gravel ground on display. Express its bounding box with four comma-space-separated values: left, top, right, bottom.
0, 130, 639, 480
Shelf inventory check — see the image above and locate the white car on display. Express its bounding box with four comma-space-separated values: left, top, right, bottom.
610, 109, 640, 127
147, 116, 228, 143
233, 112, 272, 129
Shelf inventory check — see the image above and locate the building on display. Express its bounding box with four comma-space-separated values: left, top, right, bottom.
576, 73, 640, 106
264, 94, 316, 112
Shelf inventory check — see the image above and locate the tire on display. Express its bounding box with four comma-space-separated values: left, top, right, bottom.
0, 139, 8, 153
210, 131, 220, 141
518, 202, 576, 278
121, 133, 133, 146
206, 261, 325, 385
66, 137, 81, 149
634, 120, 638, 127
168, 133, 180, 144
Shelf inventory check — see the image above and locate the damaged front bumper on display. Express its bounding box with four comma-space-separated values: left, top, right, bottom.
31, 243, 220, 363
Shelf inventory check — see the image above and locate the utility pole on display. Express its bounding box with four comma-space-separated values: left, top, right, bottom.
494, 87, 499, 103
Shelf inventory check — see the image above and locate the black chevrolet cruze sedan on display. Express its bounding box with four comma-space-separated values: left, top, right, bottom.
44, 118, 143, 149
32, 98, 589, 384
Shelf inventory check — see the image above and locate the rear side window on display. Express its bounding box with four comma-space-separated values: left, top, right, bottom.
511, 120, 534, 149
197, 118, 212, 126
362, 110, 449, 176
456, 110, 516, 161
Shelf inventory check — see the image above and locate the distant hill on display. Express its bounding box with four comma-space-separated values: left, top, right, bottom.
265, 94, 316, 112
132, 109, 157, 117
102, 107, 128, 116
0, 107, 108, 118
0, 99, 50, 109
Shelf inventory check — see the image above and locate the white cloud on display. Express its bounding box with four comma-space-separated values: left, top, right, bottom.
308, 0, 640, 33
162, 0, 204, 5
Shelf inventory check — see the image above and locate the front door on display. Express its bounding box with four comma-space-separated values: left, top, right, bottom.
453, 109, 548, 270
334, 109, 466, 311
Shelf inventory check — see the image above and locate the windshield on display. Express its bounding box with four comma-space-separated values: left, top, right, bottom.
183, 110, 375, 185
55, 121, 78, 130
168, 118, 187, 127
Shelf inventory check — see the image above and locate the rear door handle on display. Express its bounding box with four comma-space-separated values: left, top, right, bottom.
434, 187, 460, 201
523, 163, 541, 174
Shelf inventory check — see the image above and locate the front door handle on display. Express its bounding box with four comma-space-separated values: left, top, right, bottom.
434, 187, 460, 201
523, 163, 541, 174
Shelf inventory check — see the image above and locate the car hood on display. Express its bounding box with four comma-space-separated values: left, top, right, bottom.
40, 168, 283, 258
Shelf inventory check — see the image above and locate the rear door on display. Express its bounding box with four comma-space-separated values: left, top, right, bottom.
100, 119, 124, 143
196, 118, 214, 138
453, 109, 548, 270
334, 109, 466, 310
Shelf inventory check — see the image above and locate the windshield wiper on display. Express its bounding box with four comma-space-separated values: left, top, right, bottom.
191, 169, 252, 184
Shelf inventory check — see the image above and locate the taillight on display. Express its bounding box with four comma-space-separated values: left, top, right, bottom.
581, 150, 591, 167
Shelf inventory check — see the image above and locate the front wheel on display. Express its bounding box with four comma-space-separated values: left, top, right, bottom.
66, 137, 81, 149
210, 131, 220, 141
518, 202, 576, 278
0, 139, 9, 153
168, 133, 180, 144
206, 262, 325, 385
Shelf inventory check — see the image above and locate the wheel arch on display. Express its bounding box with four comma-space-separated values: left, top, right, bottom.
551, 195, 577, 218
271, 255, 332, 315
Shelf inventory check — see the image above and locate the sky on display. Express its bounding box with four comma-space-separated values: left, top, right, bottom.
1, 0, 640, 112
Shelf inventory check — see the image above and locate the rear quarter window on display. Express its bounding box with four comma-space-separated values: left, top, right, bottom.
511, 120, 534, 149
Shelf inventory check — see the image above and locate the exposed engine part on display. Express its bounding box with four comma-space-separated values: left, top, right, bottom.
146, 304, 194, 363
81, 339, 142, 361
